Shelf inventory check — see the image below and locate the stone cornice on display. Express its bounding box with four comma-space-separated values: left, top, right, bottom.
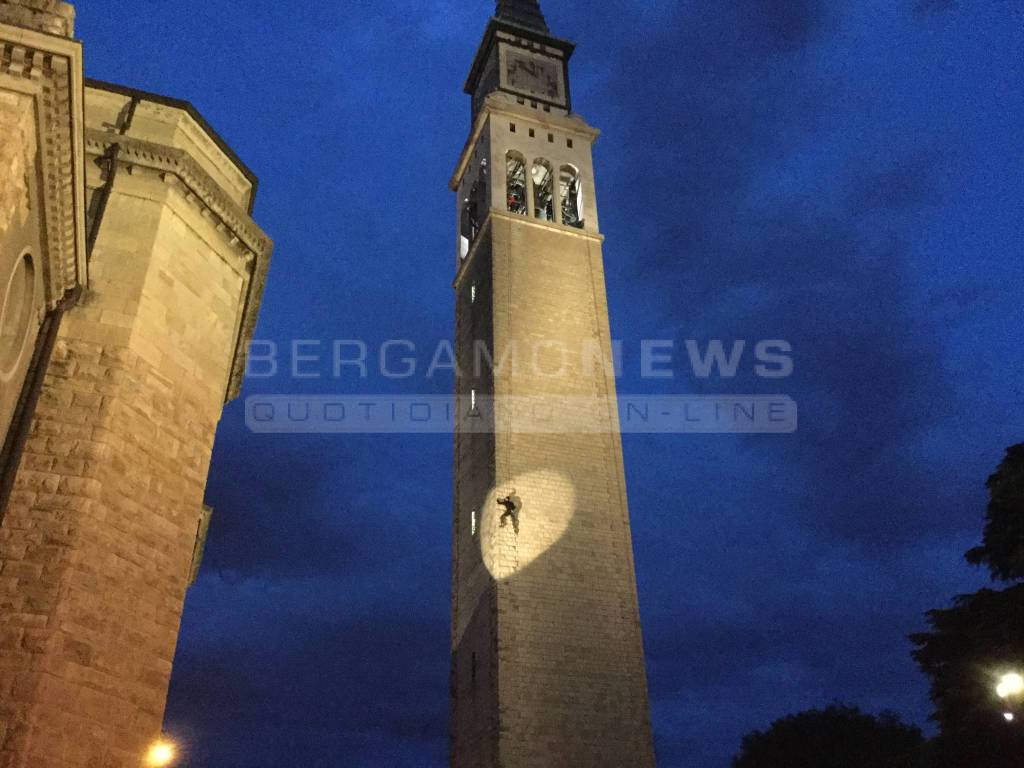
0, 20, 86, 309
84, 129, 270, 261
84, 128, 272, 402
85, 79, 259, 214
0, 1, 74, 38
452, 210, 604, 290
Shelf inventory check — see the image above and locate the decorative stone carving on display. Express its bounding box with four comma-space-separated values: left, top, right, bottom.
0, 0, 75, 37
0, 21, 87, 309
0, 90, 33, 236
83, 126, 271, 400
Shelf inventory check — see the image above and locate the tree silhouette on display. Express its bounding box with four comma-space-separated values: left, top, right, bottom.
911, 587, 1024, 767
966, 444, 1024, 581
731, 705, 927, 768
910, 443, 1024, 767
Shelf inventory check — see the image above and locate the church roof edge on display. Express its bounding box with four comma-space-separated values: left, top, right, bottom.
84, 77, 259, 214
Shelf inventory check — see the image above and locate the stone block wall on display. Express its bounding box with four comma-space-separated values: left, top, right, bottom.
488, 216, 655, 768
450, 96, 655, 768
0, 83, 269, 768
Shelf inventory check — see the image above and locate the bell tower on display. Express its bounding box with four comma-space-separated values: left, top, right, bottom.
449, 2, 656, 766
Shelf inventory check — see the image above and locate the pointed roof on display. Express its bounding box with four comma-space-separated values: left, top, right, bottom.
495, 0, 549, 33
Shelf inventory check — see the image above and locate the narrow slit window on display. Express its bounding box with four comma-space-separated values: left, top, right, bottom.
532, 159, 554, 222
506, 152, 528, 216
471, 509, 478, 536
559, 164, 584, 229
460, 176, 484, 259
470, 283, 477, 304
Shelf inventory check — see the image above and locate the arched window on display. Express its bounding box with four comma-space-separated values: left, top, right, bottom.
559, 165, 584, 229
532, 159, 554, 222
506, 151, 528, 216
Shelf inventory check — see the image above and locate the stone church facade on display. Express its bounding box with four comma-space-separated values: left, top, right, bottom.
0, 2, 270, 765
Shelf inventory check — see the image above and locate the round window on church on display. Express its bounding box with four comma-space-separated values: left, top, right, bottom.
0, 252, 36, 378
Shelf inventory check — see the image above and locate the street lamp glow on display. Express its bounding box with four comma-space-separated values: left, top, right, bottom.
997, 673, 1024, 699
145, 740, 176, 767
1004, 712, 1015, 723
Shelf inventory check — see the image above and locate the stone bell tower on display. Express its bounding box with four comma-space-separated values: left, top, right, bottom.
449, 1, 656, 766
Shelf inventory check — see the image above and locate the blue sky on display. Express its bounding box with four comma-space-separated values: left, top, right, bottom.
78, 1, 1022, 766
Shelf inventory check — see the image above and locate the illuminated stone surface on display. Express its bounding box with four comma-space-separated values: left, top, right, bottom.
449, 4, 656, 766
0, 7, 271, 764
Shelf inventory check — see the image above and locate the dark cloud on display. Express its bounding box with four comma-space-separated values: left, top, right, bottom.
595, 0, 960, 555
200, 421, 364, 581
167, 600, 448, 767
912, 0, 958, 17
735, 0, 828, 53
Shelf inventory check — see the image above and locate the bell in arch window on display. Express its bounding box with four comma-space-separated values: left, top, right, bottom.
506, 152, 528, 216
532, 159, 554, 222
559, 165, 584, 229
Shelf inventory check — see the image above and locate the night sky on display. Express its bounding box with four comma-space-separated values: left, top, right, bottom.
78, 1, 1022, 766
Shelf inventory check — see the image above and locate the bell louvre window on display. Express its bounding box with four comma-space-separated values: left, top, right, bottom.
559, 165, 584, 229
532, 159, 554, 222
506, 152, 528, 216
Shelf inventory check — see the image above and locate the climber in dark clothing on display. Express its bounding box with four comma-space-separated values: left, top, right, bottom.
497, 490, 522, 534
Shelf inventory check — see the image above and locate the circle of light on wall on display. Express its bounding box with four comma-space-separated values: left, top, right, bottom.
480, 469, 576, 580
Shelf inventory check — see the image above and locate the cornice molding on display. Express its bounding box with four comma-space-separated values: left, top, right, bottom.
84, 128, 272, 403
0, 21, 86, 309
0, 1, 74, 38
452, 209, 604, 290
84, 129, 270, 261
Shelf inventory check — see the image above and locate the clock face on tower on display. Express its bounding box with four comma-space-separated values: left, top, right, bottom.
502, 48, 564, 104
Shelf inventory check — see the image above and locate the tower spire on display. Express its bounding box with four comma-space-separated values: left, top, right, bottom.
495, 0, 549, 33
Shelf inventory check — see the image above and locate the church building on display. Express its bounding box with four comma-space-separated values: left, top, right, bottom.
0, 2, 270, 765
